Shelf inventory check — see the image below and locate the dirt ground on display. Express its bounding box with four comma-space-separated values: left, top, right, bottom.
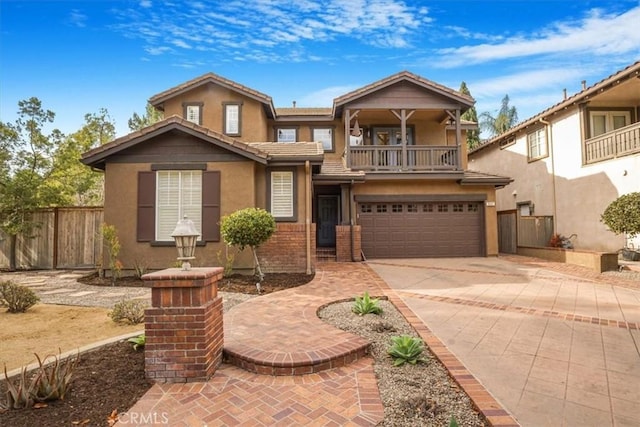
0, 304, 142, 372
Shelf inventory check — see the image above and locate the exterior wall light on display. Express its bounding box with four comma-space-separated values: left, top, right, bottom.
171, 215, 200, 270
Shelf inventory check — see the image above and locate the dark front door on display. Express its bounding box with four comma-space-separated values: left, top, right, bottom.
318, 195, 339, 247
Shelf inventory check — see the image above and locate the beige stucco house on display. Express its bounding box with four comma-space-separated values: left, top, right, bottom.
82, 71, 510, 273
469, 61, 640, 253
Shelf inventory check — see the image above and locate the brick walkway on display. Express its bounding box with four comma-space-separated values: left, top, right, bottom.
123, 262, 517, 426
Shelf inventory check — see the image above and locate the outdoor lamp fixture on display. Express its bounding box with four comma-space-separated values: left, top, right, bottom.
171, 215, 200, 270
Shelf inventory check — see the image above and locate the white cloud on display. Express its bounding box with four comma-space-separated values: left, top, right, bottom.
110, 0, 434, 62
436, 6, 640, 67
469, 67, 587, 98
139, 0, 152, 8
68, 9, 87, 28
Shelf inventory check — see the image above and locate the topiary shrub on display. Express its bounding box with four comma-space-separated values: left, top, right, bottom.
220, 208, 276, 281
0, 281, 40, 313
601, 192, 640, 247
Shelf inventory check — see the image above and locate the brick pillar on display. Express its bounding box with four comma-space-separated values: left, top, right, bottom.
142, 267, 224, 383
336, 225, 362, 262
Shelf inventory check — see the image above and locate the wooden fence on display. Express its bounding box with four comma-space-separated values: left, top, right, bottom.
517, 215, 554, 248
0, 207, 104, 270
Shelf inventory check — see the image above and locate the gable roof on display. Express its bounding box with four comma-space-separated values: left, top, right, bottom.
471, 60, 640, 155
332, 70, 475, 117
149, 72, 277, 119
81, 116, 326, 170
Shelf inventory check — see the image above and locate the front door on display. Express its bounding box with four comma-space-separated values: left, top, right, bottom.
317, 195, 339, 247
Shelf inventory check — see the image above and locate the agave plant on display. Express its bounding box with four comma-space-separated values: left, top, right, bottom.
388, 335, 428, 367
128, 334, 146, 351
352, 291, 383, 316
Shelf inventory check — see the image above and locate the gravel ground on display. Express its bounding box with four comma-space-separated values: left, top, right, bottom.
319, 299, 487, 427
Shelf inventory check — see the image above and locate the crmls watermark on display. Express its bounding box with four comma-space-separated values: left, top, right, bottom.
117, 412, 170, 425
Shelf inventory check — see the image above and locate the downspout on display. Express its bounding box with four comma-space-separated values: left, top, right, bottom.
349, 180, 357, 262
305, 161, 312, 275
539, 118, 558, 234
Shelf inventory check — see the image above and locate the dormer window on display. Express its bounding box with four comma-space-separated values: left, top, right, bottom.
183, 102, 203, 125
276, 128, 297, 143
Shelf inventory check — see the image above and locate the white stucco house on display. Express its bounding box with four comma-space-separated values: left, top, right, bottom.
469, 61, 640, 253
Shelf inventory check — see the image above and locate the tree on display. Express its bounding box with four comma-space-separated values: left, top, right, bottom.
128, 103, 163, 132
601, 192, 640, 245
0, 98, 66, 270
479, 94, 518, 138
51, 109, 115, 205
458, 82, 480, 150
220, 208, 276, 282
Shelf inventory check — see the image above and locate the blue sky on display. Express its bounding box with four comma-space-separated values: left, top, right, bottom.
1, 0, 640, 139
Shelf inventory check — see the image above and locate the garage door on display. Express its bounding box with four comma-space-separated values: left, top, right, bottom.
358, 201, 484, 258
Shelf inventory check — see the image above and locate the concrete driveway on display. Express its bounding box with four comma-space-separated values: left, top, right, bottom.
368, 257, 640, 427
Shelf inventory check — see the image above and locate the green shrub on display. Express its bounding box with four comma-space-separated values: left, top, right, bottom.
352, 291, 383, 316
388, 335, 428, 367
127, 334, 146, 351
101, 223, 121, 285
220, 208, 276, 281
0, 281, 39, 313
109, 299, 145, 325
601, 192, 640, 239
132, 259, 148, 279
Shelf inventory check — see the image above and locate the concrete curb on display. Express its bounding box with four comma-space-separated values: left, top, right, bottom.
4, 329, 144, 379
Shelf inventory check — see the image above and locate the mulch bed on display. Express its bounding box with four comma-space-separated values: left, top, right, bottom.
0, 341, 151, 427
0, 273, 314, 426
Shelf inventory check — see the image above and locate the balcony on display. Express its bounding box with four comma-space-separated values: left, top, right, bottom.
348, 145, 460, 172
584, 122, 640, 164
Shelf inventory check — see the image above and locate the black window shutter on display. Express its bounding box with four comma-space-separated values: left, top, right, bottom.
202, 171, 221, 241
137, 171, 156, 242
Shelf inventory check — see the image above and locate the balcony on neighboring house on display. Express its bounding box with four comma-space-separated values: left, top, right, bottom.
584, 121, 640, 164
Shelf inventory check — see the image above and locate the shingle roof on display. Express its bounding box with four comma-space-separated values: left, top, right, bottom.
333, 70, 474, 110
470, 60, 640, 154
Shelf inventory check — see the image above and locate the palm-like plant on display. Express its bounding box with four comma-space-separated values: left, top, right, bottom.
480, 94, 518, 138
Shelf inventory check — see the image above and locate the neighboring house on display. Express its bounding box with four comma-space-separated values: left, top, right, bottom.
469, 61, 640, 254
82, 71, 510, 273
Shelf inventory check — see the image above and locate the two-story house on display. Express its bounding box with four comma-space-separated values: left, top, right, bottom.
469, 61, 640, 254
81, 71, 511, 273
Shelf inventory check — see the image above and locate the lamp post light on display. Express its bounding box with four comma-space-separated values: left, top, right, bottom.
171, 215, 200, 270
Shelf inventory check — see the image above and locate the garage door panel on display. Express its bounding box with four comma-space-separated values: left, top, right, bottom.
359, 201, 483, 258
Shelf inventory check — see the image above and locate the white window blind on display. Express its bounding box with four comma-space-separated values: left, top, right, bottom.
277, 128, 296, 143
186, 105, 200, 125
225, 104, 239, 134
271, 171, 293, 218
156, 170, 202, 241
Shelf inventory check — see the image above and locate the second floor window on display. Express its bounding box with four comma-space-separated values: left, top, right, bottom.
277, 128, 297, 143
312, 128, 333, 151
527, 128, 547, 161
224, 103, 241, 135
183, 103, 203, 125
589, 111, 630, 138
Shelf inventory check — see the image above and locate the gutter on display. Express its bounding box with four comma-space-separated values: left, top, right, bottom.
350, 180, 357, 262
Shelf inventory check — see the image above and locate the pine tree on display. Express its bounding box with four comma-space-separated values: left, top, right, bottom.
458, 82, 480, 150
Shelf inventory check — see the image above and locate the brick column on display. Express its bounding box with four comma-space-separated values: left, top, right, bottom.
336, 225, 362, 262
142, 267, 224, 383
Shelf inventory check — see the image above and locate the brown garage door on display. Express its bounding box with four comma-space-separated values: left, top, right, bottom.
358, 201, 484, 258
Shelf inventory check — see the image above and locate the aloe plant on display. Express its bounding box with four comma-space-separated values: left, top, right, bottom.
32, 352, 78, 401
3, 366, 36, 409
128, 334, 146, 351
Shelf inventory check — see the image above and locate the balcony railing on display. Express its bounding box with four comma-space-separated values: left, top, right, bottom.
348, 145, 460, 171
584, 122, 640, 164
